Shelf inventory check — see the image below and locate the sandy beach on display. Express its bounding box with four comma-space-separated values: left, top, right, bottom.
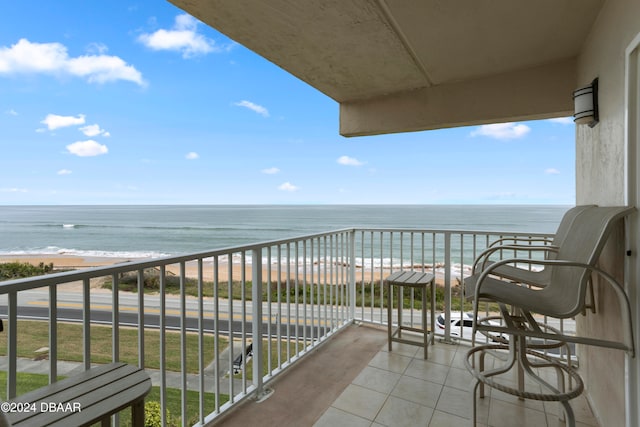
0, 254, 448, 290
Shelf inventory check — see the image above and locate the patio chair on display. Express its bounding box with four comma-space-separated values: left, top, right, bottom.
469, 204, 596, 288
464, 205, 636, 427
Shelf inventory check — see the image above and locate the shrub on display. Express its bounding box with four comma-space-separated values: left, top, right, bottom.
0, 262, 55, 281
145, 401, 176, 427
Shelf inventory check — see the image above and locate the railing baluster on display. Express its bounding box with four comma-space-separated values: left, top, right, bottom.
241, 251, 247, 392
7, 291, 17, 399
49, 284, 57, 384
227, 257, 234, 401
302, 240, 308, 345
369, 231, 374, 322
309, 239, 315, 344
294, 242, 300, 353
213, 255, 221, 413
331, 234, 336, 329
137, 270, 145, 370
111, 273, 119, 363
276, 245, 282, 369
266, 247, 273, 374
159, 266, 167, 427
323, 236, 328, 335
252, 248, 265, 399
197, 258, 205, 425
179, 262, 187, 426
286, 242, 291, 361
444, 232, 452, 343
83, 278, 91, 370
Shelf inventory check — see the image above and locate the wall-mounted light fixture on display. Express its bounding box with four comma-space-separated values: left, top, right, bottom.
573, 78, 599, 127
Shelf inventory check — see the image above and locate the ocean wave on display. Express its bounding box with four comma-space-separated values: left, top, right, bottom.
0, 246, 171, 259
39, 223, 292, 233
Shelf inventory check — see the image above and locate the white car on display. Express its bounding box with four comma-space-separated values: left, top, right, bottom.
436, 312, 507, 343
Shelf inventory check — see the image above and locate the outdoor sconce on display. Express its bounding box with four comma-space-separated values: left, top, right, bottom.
573, 78, 599, 127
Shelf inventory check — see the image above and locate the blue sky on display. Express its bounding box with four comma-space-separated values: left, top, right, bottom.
0, 1, 576, 205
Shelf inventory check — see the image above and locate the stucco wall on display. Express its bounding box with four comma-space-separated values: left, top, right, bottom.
575, 0, 640, 425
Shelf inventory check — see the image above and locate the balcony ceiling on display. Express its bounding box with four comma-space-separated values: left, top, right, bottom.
169, 0, 604, 136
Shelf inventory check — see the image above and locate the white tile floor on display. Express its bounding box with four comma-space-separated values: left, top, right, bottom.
313, 338, 600, 427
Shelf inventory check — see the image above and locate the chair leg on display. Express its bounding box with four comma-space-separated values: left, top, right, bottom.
560, 400, 576, 427
471, 379, 481, 427
132, 399, 145, 426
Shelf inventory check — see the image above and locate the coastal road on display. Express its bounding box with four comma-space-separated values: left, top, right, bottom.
0, 290, 332, 340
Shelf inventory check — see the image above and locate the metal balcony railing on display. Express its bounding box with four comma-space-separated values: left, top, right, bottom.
0, 227, 557, 426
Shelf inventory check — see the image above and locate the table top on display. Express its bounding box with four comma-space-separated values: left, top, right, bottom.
385, 270, 434, 286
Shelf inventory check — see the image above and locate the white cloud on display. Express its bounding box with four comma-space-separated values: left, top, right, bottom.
0, 187, 28, 193
185, 152, 199, 160
470, 122, 531, 140
5, 109, 17, 116
278, 182, 299, 192
545, 168, 561, 175
261, 167, 280, 174
79, 124, 109, 137
234, 100, 269, 117
548, 117, 574, 125
66, 140, 108, 157
0, 39, 145, 86
57, 169, 72, 175
41, 113, 85, 131
337, 155, 364, 166
138, 14, 218, 58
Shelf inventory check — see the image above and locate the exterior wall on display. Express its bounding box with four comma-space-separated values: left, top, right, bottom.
575, 0, 640, 425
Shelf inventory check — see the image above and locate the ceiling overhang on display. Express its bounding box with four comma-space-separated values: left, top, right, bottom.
169, 0, 604, 136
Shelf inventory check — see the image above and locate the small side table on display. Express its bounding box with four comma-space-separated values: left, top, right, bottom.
385, 270, 435, 359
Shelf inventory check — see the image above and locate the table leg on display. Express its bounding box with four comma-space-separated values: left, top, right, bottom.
430, 279, 436, 345
397, 285, 402, 339
387, 281, 392, 352
422, 283, 428, 359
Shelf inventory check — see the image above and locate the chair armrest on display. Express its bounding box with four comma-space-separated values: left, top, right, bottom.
472, 258, 635, 357
471, 244, 559, 274
487, 236, 554, 248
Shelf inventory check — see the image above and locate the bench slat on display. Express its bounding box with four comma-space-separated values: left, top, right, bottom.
46, 380, 150, 427
7, 363, 150, 427
12, 371, 149, 426
10, 363, 130, 403
8, 364, 139, 423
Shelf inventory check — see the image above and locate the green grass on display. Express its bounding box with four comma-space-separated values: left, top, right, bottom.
0, 321, 223, 373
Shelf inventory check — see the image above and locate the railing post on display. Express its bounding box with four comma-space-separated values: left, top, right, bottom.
7, 291, 17, 399
252, 248, 271, 401
349, 230, 356, 322
443, 232, 453, 343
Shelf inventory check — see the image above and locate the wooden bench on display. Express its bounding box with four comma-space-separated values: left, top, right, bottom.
5, 363, 151, 427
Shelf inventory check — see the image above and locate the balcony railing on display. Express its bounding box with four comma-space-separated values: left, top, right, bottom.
0, 227, 556, 426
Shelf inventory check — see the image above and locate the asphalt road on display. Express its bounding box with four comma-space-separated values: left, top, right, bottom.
0, 297, 328, 340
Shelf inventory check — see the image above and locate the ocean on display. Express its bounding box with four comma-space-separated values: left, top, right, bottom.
0, 205, 569, 259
